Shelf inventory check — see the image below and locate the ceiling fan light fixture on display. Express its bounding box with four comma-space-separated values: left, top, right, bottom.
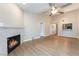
51, 6, 58, 14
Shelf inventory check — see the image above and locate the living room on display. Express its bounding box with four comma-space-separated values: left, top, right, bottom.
0, 3, 79, 56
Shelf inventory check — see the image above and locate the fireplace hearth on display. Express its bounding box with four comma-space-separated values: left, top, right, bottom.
7, 35, 20, 54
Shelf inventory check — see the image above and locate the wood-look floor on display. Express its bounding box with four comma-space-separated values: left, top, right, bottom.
9, 35, 79, 56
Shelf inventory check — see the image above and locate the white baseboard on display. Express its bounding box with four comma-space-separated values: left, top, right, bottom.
44, 34, 52, 37
23, 38, 32, 42
32, 36, 40, 40
22, 34, 52, 43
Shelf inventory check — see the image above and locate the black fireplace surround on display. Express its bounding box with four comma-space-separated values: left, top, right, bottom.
7, 34, 20, 54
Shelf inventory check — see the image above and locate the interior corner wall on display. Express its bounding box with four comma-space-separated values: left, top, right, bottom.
24, 12, 40, 41
42, 15, 53, 36
24, 12, 52, 41
51, 9, 79, 38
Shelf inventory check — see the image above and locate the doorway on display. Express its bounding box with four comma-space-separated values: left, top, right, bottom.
40, 22, 45, 36
50, 24, 58, 35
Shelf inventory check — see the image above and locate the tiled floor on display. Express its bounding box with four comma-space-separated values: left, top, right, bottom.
9, 35, 79, 56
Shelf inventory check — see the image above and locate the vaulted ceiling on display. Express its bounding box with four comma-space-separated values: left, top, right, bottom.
17, 3, 79, 14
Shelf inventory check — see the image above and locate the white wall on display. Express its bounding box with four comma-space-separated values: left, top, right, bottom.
77, 10, 79, 39
0, 4, 24, 27
24, 12, 52, 41
24, 12, 40, 41
52, 9, 79, 38
42, 15, 53, 36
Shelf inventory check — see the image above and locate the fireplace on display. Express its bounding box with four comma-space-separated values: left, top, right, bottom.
7, 35, 20, 54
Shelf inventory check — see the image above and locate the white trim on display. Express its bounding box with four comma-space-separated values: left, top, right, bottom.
23, 38, 32, 42
22, 34, 53, 43
32, 36, 40, 40
44, 34, 52, 37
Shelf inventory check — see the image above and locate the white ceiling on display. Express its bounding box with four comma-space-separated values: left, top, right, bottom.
17, 3, 79, 14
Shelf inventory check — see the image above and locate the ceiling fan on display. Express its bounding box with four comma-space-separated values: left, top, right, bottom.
44, 3, 72, 16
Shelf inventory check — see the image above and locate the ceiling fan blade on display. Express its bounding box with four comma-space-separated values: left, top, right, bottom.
58, 11, 64, 14
49, 13, 52, 16
61, 3, 72, 8
48, 3, 53, 7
